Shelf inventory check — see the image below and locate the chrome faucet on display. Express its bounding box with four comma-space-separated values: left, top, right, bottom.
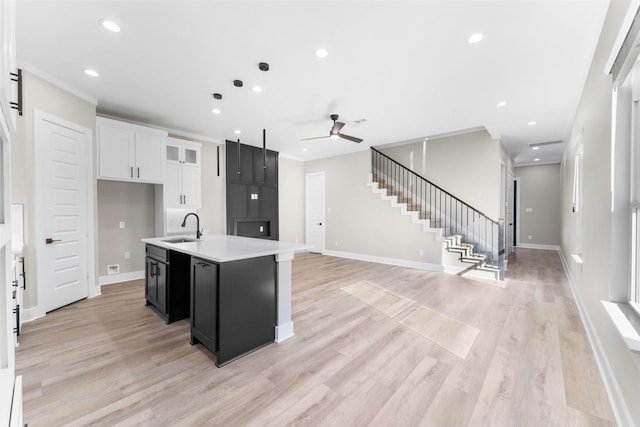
181, 212, 202, 239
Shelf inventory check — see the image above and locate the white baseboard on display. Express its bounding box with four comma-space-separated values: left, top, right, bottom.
323, 250, 444, 272
99, 270, 145, 286
515, 243, 560, 251
558, 249, 632, 427
275, 321, 295, 343
21, 306, 45, 323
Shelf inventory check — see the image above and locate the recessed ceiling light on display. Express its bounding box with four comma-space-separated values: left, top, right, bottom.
532, 146, 539, 150
496, 101, 507, 107
315, 48, 328, 58
251, 85, 262, 93
528, 121, 537, 126
302, 148, 308, 152
99, 19, 121, 32
534, 158, 540, 162
234, 130, 241, 135
212, 108, 221, 115
84, 69, 99, 77
468, 33, 484, 44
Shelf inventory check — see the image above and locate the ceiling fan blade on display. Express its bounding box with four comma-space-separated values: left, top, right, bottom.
301, 135, 331, 141
330, 121, 345, 134
338, 133, 363, 143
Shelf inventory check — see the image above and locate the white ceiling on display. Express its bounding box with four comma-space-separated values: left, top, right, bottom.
16, 1, 610, 164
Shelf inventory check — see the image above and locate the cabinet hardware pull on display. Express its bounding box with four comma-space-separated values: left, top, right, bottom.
130, 166, 133, 178
184, 195, 186, 204
137, 167, 140, 178
45, 237, 61, 244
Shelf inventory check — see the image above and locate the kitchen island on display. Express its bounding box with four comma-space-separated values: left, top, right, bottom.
142, 235, 311, 366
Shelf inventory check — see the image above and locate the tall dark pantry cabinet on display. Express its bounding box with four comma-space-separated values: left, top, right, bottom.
225, 140, 279, 240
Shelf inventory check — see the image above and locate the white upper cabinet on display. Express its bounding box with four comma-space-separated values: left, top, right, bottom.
97, 117, 167, 183
0, 0, 17, 143
164, 137, 201, 208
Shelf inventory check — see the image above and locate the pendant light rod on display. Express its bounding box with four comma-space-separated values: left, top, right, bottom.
263, 129, 267, 169
237, 138, 241, 175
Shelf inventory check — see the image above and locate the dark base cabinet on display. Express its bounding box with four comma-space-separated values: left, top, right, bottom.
145, 244, 190, 324
190, 255, 276, 367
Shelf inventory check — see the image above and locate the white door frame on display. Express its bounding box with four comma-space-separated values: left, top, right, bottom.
514, 177, 521, 246
34, 110, 96, 317
305, 171, 325, 253
506, 170, 515, 256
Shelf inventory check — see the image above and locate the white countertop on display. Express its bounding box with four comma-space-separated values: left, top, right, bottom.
142, 234, 312, 263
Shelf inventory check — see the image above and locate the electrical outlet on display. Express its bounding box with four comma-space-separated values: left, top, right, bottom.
124, 251, 130, 259
107, 264, 120, 275
528, 235, 532, 240
334, 241, 338, 247
418, 248, 424, 256
119, 221, 125, 229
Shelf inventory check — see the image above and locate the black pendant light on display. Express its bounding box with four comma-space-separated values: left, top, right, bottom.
236, 138, 241, 175
263, 129, 267, 169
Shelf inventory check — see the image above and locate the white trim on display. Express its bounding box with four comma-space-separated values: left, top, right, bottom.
605, 0, 640, 76
514, 177, 521, 247
275, 321, 294, 343
34, 110, 96, 313
515, 243, 560, 251
601, 301, 640, 352
20, 306, 45, 323
323, 249, 444, 272
559, 249, 633, 427
99, 270, 145, 286
18, 62, 98, 105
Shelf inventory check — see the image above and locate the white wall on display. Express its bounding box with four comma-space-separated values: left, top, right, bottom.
305, 150, 443, 266
381, 129, 505, 219
515, 164, 562, 247
197, 141, 226, 235
560, 1, 640, 425
279, 157, 305, 244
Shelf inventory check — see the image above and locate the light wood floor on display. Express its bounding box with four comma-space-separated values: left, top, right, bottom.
16, 248, 616, 426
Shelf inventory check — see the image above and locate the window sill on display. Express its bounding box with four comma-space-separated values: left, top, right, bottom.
602, 300, 640, 352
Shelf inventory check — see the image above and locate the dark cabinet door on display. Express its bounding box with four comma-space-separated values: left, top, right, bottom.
156, 261, 167, 312
145, 257, 156, 304
190, 257, 218, 352
145, 257, 167, 314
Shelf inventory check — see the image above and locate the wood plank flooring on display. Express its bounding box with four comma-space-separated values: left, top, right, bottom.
16, 248, 616, 426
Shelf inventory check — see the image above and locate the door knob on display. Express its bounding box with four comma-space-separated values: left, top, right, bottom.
45, 238, 61, 244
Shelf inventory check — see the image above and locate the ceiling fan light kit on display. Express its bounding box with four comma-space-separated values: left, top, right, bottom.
302, 114, 364, 143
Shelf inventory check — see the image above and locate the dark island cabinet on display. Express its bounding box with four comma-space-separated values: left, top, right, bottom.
190, 257, 218, 353
190, 255, 277, 367
145, 244, 190, 323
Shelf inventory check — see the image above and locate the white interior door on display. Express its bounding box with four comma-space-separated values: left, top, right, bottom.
305, 172, 325, 253
35, 112, 90, 313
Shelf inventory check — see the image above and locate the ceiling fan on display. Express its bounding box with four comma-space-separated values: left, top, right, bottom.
301, 114, 363, 143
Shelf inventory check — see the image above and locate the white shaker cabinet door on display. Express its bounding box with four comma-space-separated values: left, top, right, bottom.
164, 162, 183, 208
135, 132, 164, 183
98, 123, 134, 180
181, 164, 201, 208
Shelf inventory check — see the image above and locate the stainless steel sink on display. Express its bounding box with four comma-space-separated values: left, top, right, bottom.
162, 237, 198, 244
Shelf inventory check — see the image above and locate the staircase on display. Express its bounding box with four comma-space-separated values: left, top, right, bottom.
369, 148, 505, 280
